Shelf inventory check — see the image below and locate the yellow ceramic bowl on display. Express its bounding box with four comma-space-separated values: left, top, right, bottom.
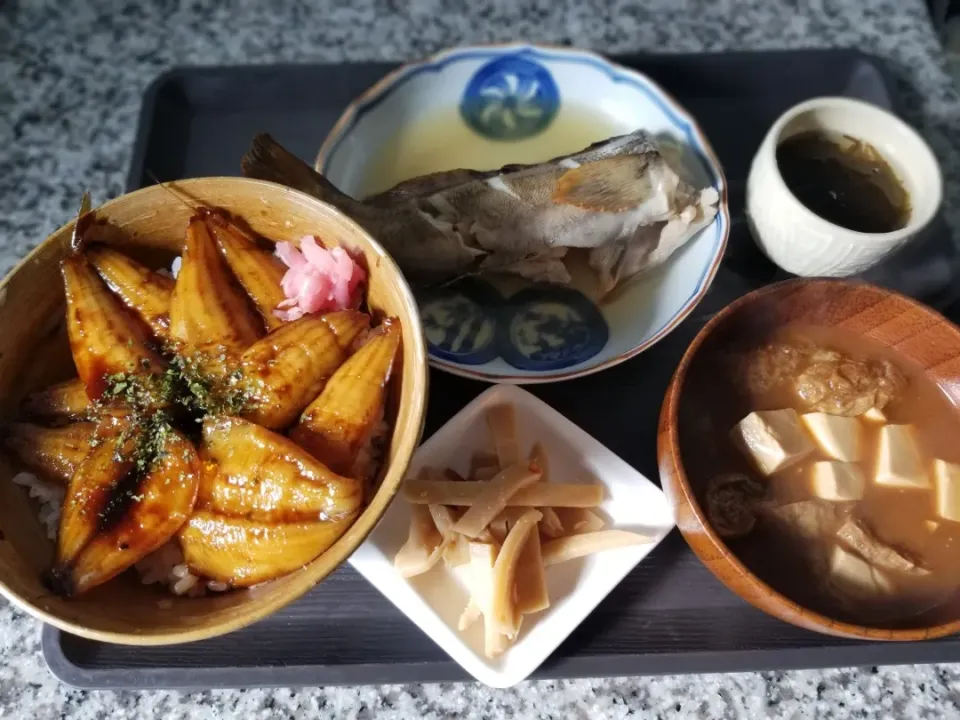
0, 177, 428, 645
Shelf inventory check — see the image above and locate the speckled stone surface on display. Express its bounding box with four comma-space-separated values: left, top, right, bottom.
3, 0, 960, 717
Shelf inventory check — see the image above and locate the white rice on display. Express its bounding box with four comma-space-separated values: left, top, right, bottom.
134, 541, 228, 597
13, 471, 226, 597
13, 472, 64, 540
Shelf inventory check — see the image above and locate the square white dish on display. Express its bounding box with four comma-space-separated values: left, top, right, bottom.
348, 383, 675, 687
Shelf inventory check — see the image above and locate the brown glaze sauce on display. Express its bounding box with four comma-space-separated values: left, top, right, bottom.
682, 325, 960, 626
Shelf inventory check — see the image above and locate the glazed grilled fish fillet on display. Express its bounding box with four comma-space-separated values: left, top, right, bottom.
51, 420, 201, 596
5, 422, 96, 483
206, 211, 288, 331
21, 378, 93, 421
242, 132, 720, 295
169, 215, 263, 356
88, 246, 175, 342
197, 416, 363, 522
291, 319, 400, 475
179, 510, 358, 587
239, 312, 367, 429
61, 255, 167, 400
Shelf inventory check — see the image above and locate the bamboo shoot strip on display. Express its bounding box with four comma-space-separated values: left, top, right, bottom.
541, 530, 653, 567
451, 462, 542, 539
515, 527, 550, 615
403, 478, 603, 508
490, 509, 542, 636
555, 507, 606, 535
488, 404, 520, 468
394, 503, 445, 577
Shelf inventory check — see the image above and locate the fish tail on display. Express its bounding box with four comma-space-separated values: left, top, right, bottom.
241, 134, 366, 215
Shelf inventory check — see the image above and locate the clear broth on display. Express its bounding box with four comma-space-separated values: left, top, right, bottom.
682, 324, 960, 626
356, 105, 627, 198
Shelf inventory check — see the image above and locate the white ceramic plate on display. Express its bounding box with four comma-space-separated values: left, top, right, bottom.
348, 384, 675, 687
318, 44, 730, 384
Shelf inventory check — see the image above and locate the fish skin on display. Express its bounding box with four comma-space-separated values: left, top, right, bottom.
178, 510, 358, 587
197, 416, 363, 522
241, 132, 719, 294
87, 245, 175, 342
291, 319, 400, 476
239, 314, 363, 429
168, 216, 264, 357
5, 421, 96, 484
21, 378, 93, 421
61, 255, 167, 401
206, 212, 288, 331
50, 422, 200, 597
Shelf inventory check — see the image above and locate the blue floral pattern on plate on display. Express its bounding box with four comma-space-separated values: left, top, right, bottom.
419, 279, 608, 372
460, 55, 560, 141
497, 286, 609, 371
417, 280, 502, 366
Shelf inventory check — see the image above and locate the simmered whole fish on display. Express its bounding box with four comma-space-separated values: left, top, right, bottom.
179, 510, 358, 587
242, 132, 720, 295
240, 313, 366, 429
291, 319, 400, 475
50, 419, 200, 597
198, 416, 363, 522
61, 255, 166, 401
21, 378, 93, 421
5, 422, 96, 483
88, 246, 175, 342
206, 211, 288, 331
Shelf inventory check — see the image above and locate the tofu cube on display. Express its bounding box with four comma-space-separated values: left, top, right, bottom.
809, 461, 865, 501
731, 409, 815, 476
768, 467, 813, 505
801, 413, 861, 462
862, 407, 887, 423
933, 459, 960, 523
829, 545, 894, 598
874, 425, 930, 489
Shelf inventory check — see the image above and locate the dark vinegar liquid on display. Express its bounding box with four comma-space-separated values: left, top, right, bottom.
776, 131, 910, 234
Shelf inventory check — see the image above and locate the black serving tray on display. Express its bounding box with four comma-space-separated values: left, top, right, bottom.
43, 50, 960, 690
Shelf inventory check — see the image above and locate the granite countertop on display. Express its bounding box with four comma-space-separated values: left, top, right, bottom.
3, 0, 960, 717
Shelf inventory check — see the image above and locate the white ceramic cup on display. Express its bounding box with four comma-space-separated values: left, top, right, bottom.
746, 97, 942, 277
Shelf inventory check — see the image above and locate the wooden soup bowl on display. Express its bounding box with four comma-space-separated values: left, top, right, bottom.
0, 178, 428, 645
658, 278, 960, 640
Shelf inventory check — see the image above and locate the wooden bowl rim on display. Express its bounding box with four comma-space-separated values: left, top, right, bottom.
661, 277, 960, 641
0, 177, 430, 645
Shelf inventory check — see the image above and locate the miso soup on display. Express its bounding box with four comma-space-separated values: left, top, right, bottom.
682, 325, 960, 626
